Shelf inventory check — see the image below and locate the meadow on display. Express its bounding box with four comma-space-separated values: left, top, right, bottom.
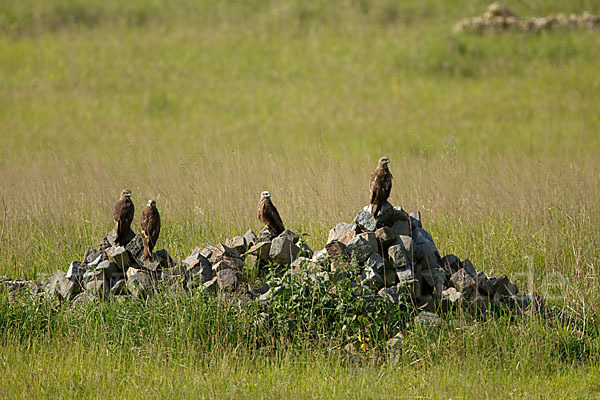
1, 0, 600, 397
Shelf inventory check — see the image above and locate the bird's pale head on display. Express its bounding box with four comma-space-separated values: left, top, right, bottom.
120, 189, 132, 199
147, 199, 156, 207
378, 157, 391, 167
261, 191, 271, 199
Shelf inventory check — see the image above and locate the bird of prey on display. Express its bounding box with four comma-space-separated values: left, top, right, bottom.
369, 156, 393, 217
113, 189, 134, 246
140, 199, 161, 260
257, 191, 285, 235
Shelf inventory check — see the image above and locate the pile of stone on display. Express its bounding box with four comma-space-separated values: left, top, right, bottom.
313, 202, 545, 319
1, 201, 544, 322
454, 2, 600, 33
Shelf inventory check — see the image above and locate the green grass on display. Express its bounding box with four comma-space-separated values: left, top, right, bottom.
1, 0, 600, 397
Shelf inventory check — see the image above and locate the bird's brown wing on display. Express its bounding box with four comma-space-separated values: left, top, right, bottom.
149, 208, 161, 246
370, 169, 393, 216
264, 199, 285, 235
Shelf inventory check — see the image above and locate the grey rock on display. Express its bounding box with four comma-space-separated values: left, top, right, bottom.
226, 235, 247, 254
216, 269, 238, 292
409, 211, 422, 229
374, 227, 397, 247
360, 266, 384, 289
365, 252, 385, 274
396, 235, 415, 261
258, 288, 274, 303
278, 230, 299, 244
183, 247, 203, 266
99, 228, 136, 251
327, 223, 357, 245
186, 254, 214, 283
212, 257, 239, 273
311, 249, 327, 263
298, 241, 313, 259
246, 242, 272, 263
419, 252, 439, 272
378, 286, 399, 303
506, 292, 545, 313
450, 269, 475, 297
105, 246, 132, 270
83, 248, 103, 265
442, 287, 462, 303
388, 245, 409, 270
110, 279, 127, 296
126, 271, 153, 299
248, 282, 269, 295
396, 269, 416, 282
441, 254, 461, 273
488, 275, 518, 297
382, 267, 398, 287
290, 257, 312, 269
354, 208, 377, 232
415, 311, 442, 326
422, 267, 446, 288
66, 261, 83, 281
391, 206, 409, 222
391, 220, 411, 237
258, 226, 278, 242
48, 270, 81, 300
85, 279, 106, 298
462, 258, 477, 278
269, 236, 301, 265
374, 201, 395, 224
413, 236, 439, 262
346, 236, 375, 264
357, 232, 378, 250
243, 229, 259, 248
125, 234, 144, 264
202, 277, 218, 294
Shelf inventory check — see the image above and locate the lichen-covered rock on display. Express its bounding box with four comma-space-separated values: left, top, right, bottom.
346, 236, 375, 263
442, 287, 462, 303
83, 248, 104, 265
125, 234, 144, 264
325, 240, 349, 271
388, 244, 409, 270
354, 208, 377, 232
216, 269, 239, 292
110, 279, 127, 296
327, 223, 357, 245
269, 236, 300, 265
450, 269, 475, 297
248, 281, 270, 296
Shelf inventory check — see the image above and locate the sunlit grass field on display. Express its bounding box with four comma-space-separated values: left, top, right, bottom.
1, 0, 600, 397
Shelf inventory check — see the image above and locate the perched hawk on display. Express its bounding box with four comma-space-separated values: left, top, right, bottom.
140, 199, 161, 260
113, 189, 134, 247
369, 156, 393, 217
257, 191, 285, 235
